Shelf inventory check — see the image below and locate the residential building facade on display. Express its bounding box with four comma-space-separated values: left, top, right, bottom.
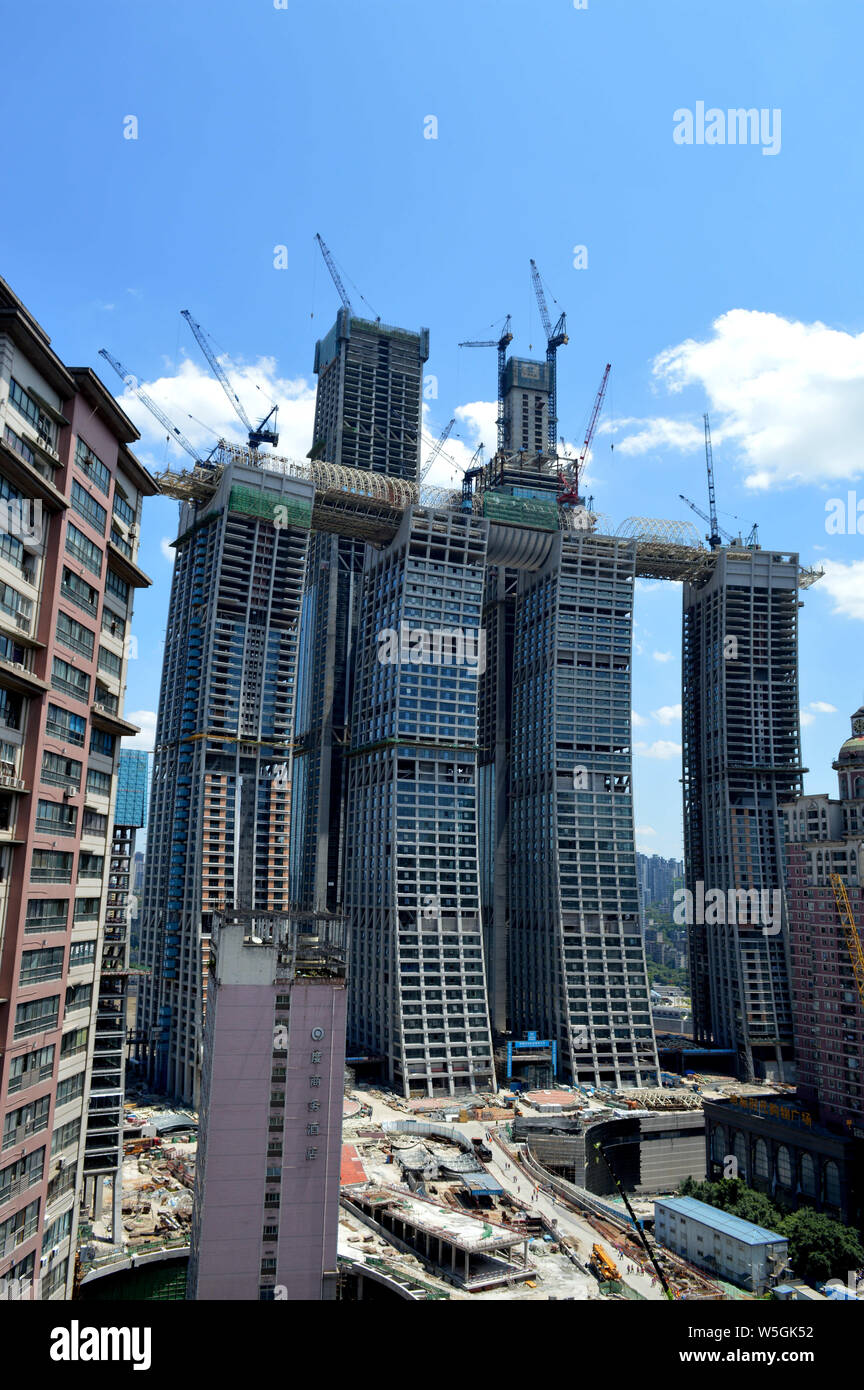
0, 276, 155, 1299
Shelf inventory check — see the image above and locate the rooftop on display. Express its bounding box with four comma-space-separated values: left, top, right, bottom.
656, 1196, 786, 1247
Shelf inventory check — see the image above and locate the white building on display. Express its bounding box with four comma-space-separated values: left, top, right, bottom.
654, 1195, 787, 1293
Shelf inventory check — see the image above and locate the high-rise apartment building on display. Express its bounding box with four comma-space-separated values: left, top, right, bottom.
292, 312, 429, 917
509, 529, 659, 1088
0, 276, 155, 1299
137, 459, 315, 1104
80, 748, 148, 1244
783, 707, 864, 1128
188, 911, 346, 1301
682, 548, 803, 1081
344, 507, 496, 1095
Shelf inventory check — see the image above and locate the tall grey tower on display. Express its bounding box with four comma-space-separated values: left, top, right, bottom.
682, 547, 803, 1082
291, 311, 429, 915
509, 528, 659, 1088
138, 458, 314, 1103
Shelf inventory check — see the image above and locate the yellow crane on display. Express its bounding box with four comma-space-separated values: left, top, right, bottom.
830, 872, 864, 1007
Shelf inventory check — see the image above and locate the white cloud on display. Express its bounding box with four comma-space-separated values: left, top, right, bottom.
616, 308, 864, 491
635, 825, 657, 838
652, 703, 682, 725
113, 356, 317, 470
801, 699, 839, 727
635, 739, 682, 760
123, 710, 157, 752
818, 560, 864, 621
160, 537, 175, 562
632, 710, 649, 727
653, 650, 673, 663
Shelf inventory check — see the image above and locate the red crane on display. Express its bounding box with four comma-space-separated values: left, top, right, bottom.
558, 363, 611, 506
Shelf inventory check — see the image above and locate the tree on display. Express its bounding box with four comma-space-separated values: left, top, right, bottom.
782, 1208, 864, 1284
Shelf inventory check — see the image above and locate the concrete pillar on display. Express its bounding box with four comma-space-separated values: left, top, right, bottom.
92, 1175, 105, 1220
464, 1249, 469, 1282
112, 1171, 123, 1246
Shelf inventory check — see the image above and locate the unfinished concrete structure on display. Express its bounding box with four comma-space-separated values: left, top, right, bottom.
188, 911, 346, 1300
137, 459, 315, 1104
81, 749, 148, 1242
291, 312, 429, 919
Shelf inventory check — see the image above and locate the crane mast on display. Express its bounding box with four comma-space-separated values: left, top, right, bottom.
458, 315, 513, 452
181, 310, 278, 451
530, 259, 568, 456
703, 413, 722, 550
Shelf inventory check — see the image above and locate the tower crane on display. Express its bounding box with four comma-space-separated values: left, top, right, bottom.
181, 310, 278, 450
702, 413, 723, 550
419, 417, 456, 484
529, 259, 568, 455
830, 873, 864, 1009
98, 348, 205, 464
458, 315, 513, 453
679, 495, 736, 547
679, 496, 759, 549
315, 232, 353, 313
558, 363, 611, 507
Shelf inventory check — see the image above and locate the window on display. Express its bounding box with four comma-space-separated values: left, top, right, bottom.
0, 632, 25, 666
3, 1096, 50, 1150
7, 1044, 54, 1094
51, 655, 90, 703
74, 438, 110, 495
82, 809, 107, 837
14, 995, 60, 1039
97, 645, 122, 678
10, 376, 56, 446
69, 940, 96, 968
60, 1026, 88, 1060
73, 898, 100, 923
55, 1071, 85, 1108
77, 852, 103, 880
0, 579, 31, 626
70, 480, 107, 535
0, 687, 21, 732
64, 982, 92, 1017
41, 750, 82, 790
35, 799, 77, 836
61, 567, 99, 617
113, 491, 135, 527
85, 769, 111, 797
46, 703, 86, 746
776, 1146, 793, 1189
24, 897, 68, 933
0, 1199, 40, 1258
65, 520, 103, 577
19, 947, 65, 986
101, 608, 125, 639
4, 422, 35, 465
55, 611, 95, 660
0, 1149, 44, 1207
30, 851, 73, 884
105, 569, 129, 604
89, 728, 115, 758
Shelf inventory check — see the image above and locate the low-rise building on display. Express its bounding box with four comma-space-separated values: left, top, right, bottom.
654, 1195, 787, 1293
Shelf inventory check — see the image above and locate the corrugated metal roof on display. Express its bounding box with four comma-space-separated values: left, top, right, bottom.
461, 1173, 504, 1195
655, 1196, 785, 1247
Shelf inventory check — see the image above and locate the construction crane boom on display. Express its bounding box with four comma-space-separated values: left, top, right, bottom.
181, 311, 279, 451
830, 873, 864, 1008
315, 232, 353, 313
530, 259, 568, 455
703, 414, 722, 550
98, 348, 202, 464
419, 417, 456, 484
558, 364, 610, 506
679, 494, 734, 546
458, 315, 513, 452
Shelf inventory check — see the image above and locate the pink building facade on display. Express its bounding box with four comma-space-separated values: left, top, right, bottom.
189, 912, 346, 1300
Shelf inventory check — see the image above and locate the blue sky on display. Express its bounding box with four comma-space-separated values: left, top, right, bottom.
2, 0, 863, 856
